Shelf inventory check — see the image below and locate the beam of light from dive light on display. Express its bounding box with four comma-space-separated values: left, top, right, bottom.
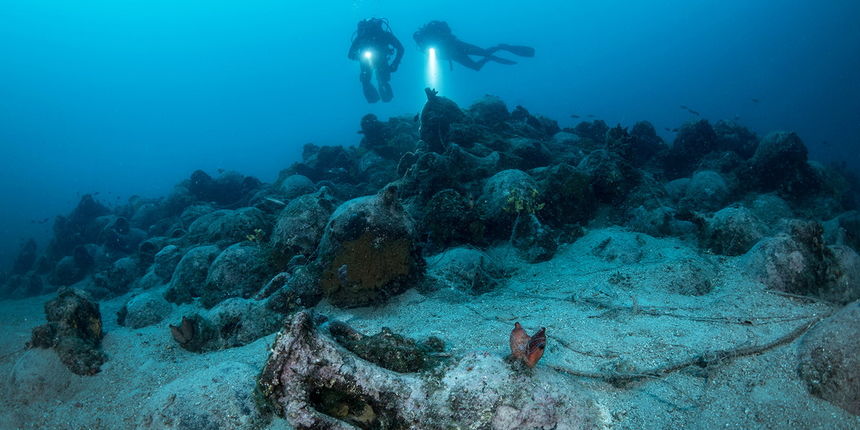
427, 47, 439, 89
363, 50, 373, 60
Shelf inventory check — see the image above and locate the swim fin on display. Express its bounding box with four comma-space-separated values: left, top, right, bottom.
498, 44, 535, 57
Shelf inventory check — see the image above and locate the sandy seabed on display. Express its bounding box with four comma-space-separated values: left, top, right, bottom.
1, 227, 858, 430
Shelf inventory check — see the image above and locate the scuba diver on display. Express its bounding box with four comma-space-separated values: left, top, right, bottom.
348, 18, 404, 103
413, 21, 535, 71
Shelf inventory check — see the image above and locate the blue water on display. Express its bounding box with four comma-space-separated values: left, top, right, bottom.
2, 0, 859, 267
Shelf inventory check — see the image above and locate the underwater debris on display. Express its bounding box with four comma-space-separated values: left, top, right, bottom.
509, 322, 546, 368
27, 289, 106, 376
327, 320, 446, 372
256, 311, 599, 429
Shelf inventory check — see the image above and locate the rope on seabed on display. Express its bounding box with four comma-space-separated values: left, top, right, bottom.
0, 346, 27, 363
547, 314, 826, 382
464, 302, 831, 382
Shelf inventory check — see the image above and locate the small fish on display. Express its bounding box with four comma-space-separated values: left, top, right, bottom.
821, 140, 830, 147
265, 197, 286, 206
30, 217, 50, 224
570, 114, 580, 119
586, 114, 596, 118
751, 98, 760, 103
680, 105, 700, 116
217, 168, 225, 174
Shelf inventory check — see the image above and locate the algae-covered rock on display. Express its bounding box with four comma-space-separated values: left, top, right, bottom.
169, 298, 281, 353
419, 87, 465, 153
577, 149, 637, 204
164, 244, 220, 304
152, 244, 182, 281
425, 247, 503, 294
703, 206, 765, 256
478, 169, 540, 238
750, 131, 809, 191
123, 290, 172, 329
201, 242, 273, 308
187, 207, 269, 245
27, 289, 106, 376
328, 321, 445, 373
682, 170, 729, 212
278, 174, 315, 199
93, 256, 139, 295
743, 220, 860, 303
798, 301, 860, 416
421, 189, 484, 252
265, 265, 323, 314
269, 187, 337, 261
313, 186, 423, 308
665, 119, 718, 178
537, 163, 596, 228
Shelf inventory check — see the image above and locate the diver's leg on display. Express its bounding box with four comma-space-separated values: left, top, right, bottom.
455, 54, 486, 71
359, 62, 379, 103
486, 55, 517, 65
453, 41, 516, 70
376, 63, 393, 102
457, 41, 493, 56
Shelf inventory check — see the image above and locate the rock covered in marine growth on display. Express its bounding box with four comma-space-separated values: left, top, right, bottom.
797, 301, 860, 416
201, 242, 274, 308
186, 207, 269, 245
664, 119, 718, 178
269, 187, 338, 262
27, 289, 106, 375
681, 170, 730, 212
92, 256, 139, 296
419, 87, 465, 153
478, 169, 540, 237
169, 298, 282, 353
152, 244, 183, 282
120, 290, 172, 329
164, 244, 221, 304
424, 247, 504, 295
743, 220, 860, 303
747, 131, 820, 199
702, 206, 766, 256
313, 186, 423, 308
421, 189, 485, 252
277, 174, 315, 199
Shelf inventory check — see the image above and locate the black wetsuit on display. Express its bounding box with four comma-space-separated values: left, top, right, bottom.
348, 21, 404, 103
414, 21, 534, 71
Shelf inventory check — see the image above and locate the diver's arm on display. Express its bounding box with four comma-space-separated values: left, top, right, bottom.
389, 35, 405, 71
347, 38, 362, 60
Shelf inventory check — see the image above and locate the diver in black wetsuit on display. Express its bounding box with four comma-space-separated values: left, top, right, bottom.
413, 20, 535, 71
348, 18, 404, 103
